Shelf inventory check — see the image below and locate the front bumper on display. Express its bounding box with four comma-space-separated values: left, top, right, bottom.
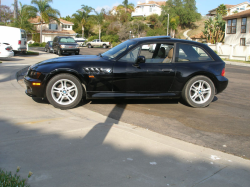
24, 76, 45, 98
60, 48, 79, 54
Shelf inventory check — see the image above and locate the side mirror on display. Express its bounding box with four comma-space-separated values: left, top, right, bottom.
137, 56, 146, 64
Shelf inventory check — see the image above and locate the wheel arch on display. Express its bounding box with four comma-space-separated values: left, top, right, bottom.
43, 69, 87, 98
181, 71, 219, 94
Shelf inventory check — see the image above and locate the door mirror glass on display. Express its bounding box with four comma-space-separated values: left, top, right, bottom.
137, 56, 146, 64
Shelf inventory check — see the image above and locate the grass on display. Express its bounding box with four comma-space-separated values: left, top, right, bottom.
0, 167, 31, 187
222, 58, 250, 64
22, 51, 39, 55
0, 61, 2, 63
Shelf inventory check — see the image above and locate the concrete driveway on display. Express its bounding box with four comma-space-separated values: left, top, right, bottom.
0, 51, 250, 187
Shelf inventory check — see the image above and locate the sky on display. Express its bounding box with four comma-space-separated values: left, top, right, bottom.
1, 0, 245, 17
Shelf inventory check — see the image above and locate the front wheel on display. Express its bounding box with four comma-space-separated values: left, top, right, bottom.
57, 48, 62, 56
182, 75, 215, 108
46, 74, 83, 109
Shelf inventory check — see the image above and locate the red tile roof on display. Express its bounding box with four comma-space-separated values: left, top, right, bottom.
29, 16, 74, 25
223, 9, 250, 20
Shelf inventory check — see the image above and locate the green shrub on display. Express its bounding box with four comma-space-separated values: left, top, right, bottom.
146, 28, 166, 36
0, 168, 30, 187
28, 42, 46, 47
87, 36, 99, 42
112, 42, 121, 47
32, 33, 40, 43
214, 50, 218, 54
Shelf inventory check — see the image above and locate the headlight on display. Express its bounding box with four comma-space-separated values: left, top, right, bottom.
60, 45, 66, 48
29, 70, 41, 79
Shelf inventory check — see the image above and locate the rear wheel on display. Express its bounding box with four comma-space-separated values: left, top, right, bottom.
44, 47, 47, 52
103, 44, 107, 48
182, 75, 215, 108
88, 44, 92, 48
46, 74, 83, 109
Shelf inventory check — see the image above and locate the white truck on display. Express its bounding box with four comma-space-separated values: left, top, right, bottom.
0, 26, 27, 53
87, 39, 110, 48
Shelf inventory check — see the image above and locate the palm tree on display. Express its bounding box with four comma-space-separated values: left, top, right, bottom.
31, 0, 60, 43
117, 0, 134, 13
12, 2, 37, 33
94, 9, 105, 40
73, 5, 93, 38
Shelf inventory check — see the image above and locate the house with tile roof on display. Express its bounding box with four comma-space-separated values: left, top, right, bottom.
29, 16, 76, 43
206, 1, 250, 16
131, 0, 166, 17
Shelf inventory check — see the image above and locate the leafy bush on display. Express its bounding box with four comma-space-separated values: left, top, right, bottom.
0, 168, 30, 187
28, 42, 46, 47
32, 33, 40, 43
146, 28, 166, 36
101, 35, 119, 43
87, 36, 99, 42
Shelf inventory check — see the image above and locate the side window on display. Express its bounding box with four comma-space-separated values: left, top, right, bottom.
120, 46, 140, 63
176, 43, 213, 62
139, 43, 174, 63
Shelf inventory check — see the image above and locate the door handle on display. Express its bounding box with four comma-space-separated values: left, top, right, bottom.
162, 69, 173, 72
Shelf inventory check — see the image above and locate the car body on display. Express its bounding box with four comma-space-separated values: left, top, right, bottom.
0, 26, 27, 53
52, 36, 80, 56
87, 39, 110, 48
44, 41, 53, 53
0, 43, 14, 58
24, 36, 228, 109
74, 38, 86, 47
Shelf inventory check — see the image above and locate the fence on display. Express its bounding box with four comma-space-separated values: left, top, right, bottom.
207, 43, 249, 61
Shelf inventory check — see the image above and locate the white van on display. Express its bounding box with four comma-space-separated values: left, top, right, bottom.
0, 26, 27, 53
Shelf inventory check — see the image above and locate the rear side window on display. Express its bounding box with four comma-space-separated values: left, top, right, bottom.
21, 30, 26, 38
176, 43, 213, 62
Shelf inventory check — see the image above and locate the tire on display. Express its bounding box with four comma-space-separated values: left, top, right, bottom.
88, 44, 92, 48
57, 48, 62, 56
182, 75, 215, 108
103, 44, 107, 48
46, 74, 83, 109
45, 48, 47, 52
75, 51, 79, 55
53, 49, 56, 54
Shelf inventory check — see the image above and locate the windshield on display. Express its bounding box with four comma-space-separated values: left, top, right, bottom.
59, 38, 76, 43
102, 40, 137, 59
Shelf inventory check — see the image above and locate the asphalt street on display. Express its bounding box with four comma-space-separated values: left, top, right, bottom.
0, 49, 250, 187
17, 47, 250, 159
78, 48, 250, 159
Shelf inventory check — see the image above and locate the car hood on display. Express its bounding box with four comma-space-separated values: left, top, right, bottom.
30, 55, 108, 71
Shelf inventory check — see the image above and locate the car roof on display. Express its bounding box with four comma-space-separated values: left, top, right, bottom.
130, 36, 205, 46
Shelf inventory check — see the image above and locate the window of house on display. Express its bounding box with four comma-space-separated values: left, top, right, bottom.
49, 24, 58, 30
240, 38, 246, 46
241, 18, 246, 33
68, 25, 70, 28
227, 19, 237, 34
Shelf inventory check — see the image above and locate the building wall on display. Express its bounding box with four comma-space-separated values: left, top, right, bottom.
224, 17, 250, 45
228, 3, 250, 15
132, 5, 162, 17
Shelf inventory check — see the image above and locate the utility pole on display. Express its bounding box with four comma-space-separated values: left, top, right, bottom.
167, 14, 169, 36
14, 0, 18, 19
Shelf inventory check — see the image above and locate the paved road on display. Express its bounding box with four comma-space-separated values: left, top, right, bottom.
20, 48, 250, 159
79, 48, 250, 159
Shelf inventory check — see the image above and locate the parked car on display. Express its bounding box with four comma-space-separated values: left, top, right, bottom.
0, 42, 14, 58
0, 26, 27, 53
24, 36, 228, 109
52, 36, 79, 56
44, 41, 53, 53
74, 38, 86, 47
87, 39, 110, 48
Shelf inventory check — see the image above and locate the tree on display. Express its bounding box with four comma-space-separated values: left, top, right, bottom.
203, 14, 225, 44
216, 4, 227, 16
117, 0, 134, 13
72, 5, 93, 38
11, 2, 37, 33
94, 9, 105, 40
31, 0, 60, 43
0, 5, 13, 25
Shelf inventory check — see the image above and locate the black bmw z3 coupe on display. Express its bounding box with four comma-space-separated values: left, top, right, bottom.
24, 36, 228, 109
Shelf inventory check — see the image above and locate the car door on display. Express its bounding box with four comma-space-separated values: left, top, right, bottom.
113, 42, 176, 94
